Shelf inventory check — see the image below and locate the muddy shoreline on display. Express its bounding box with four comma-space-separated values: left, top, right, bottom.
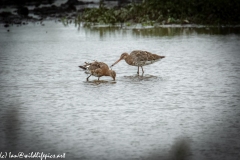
0, 0, 100, 27
1, 0, 240, 28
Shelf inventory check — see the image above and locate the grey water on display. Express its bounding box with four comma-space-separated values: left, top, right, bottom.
0, 22, 240, 160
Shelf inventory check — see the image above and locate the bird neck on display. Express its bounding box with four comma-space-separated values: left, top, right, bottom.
105, 70, 112, 76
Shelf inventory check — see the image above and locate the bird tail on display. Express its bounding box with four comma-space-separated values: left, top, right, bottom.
79, 65, 87, 70
79, 62, 92, 70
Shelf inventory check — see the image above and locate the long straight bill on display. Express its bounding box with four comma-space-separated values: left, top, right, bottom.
111, 58, 122, 67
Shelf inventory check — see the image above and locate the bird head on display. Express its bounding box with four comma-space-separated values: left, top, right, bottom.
110, 52, 128, 67
109, 70, 116, 81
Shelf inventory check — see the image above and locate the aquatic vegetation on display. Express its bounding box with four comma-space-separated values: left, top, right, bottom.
70, 0, 240, 26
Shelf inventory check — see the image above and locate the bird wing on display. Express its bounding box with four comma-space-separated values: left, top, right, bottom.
98, 62, 109, 70
88, 61, 109, 71
88, 61, 101, 70
130, 50, 153, 62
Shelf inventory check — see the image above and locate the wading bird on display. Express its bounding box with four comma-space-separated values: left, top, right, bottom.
111, 50, 165, 75
79, 61, 116, 81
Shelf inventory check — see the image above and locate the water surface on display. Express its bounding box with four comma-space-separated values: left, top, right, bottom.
0, 22, 240, 160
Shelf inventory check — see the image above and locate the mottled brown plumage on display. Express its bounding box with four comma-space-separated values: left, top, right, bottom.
111, 50, 165, 74
79, 61, 116, 81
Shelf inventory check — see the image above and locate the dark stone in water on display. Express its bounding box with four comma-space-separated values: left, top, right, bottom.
14, 21, 22, 25
4, 24, 10, 27
64, 0, 94, 6
17, 6, 29, 16
0, 12, 13, 17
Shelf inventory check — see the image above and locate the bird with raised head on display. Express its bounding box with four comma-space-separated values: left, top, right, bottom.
111, 50, 165, 75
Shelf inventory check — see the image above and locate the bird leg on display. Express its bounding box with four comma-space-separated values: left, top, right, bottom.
141, 66, 144, 74
98, 77, 100, 81
137, 66, 140, 75
86, 75, 91, 81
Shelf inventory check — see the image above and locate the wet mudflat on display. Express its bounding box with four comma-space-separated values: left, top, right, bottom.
0, 22, 240, 160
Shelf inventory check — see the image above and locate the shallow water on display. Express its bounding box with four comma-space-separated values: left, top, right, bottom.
0, 22, 240, 160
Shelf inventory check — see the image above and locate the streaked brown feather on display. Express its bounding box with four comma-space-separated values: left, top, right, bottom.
79, 61, 116, 81
111, 50, 165, 74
